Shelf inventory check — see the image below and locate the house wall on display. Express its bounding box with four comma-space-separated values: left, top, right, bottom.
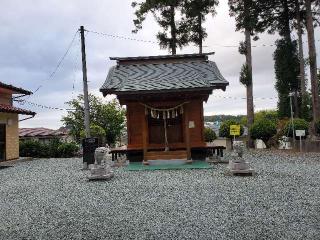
0, 113, 19, 160
126, 99, 205, 149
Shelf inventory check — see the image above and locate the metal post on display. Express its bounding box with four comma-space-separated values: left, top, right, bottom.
289, 92, 295, 148
299, 135, 302, 152
80, 26, 91, 138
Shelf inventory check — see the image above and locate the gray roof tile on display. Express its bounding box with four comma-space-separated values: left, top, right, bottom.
100, 60, 228, 93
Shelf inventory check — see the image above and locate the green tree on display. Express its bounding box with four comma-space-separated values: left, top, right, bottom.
132, 0, 189, 54
283, 118, 309, 138
62, 94, 126, 145
274, 39, 300, 118
204, 127, 217, 142
255, 110, 279, 125
257, 0, 302, 117
182, 0, 219, 53
305, 0, 320, 127
250, 119, 277, 148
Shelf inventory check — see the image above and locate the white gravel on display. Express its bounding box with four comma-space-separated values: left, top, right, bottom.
0, 150, 320, 240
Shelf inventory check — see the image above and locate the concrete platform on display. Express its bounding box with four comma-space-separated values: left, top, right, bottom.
227, 168, 256, 176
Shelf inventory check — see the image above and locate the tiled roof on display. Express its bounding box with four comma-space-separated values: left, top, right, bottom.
100, 60, 228, 94
19, 128, 68, 137
0, 104, 36, 115
110, 52, 215, 62
0, 82, 32, 95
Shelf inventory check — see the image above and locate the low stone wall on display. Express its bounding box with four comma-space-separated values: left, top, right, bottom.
292, 140, 320, 152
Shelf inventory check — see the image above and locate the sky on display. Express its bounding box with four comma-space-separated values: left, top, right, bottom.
1, 0, 319, 129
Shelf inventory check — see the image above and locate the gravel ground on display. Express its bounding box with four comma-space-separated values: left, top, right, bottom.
0, 150, 320, 240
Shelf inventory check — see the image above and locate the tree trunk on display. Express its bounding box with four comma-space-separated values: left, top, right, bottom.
170, 5, 177, 55
305, 0, 320, 125
282, 0, 292, 42
198, 14, 202, 54
244, 0, 254, 148
245, 28, 255, 148
295, 0, 306, 97
283, 0, 299, 116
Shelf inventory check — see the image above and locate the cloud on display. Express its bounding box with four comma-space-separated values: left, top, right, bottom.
1, 0, 319, 129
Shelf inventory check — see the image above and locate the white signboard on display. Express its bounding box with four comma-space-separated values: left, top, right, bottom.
295, 130, 305, 137
189, 121, 195, 128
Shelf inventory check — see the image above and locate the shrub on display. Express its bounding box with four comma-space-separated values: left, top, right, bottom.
250, 119, 277, 148
19, 140, 43, 157
315, 120, 320, 136
219, 120, 244, 138
255, 110, 278, 125
57, 142, 79, 158
204, 127, 217, 142
19, 139, 79, 158
283, 118, 309, 139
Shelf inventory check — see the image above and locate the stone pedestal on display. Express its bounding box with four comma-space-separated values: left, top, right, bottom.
87, 164, 114, 181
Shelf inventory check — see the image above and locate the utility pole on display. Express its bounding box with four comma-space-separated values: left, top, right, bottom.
289, 92, 296, 148
80, 26, 91, 138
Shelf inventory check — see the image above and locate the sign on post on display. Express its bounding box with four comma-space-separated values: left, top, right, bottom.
295, 130, 305, 137
295, 130, 305, 152
230, 125, 241, 141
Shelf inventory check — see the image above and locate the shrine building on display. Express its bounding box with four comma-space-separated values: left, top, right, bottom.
100, 52, 228, 164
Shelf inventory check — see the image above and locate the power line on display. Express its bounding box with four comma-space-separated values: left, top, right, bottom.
29, 30, 80, 97
14, 99, 74, 111
211, 95, 278, 100
86, 29, 158, 44
86, 28, 320, 48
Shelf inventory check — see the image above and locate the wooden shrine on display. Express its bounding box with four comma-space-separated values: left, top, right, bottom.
100, 52, 228, 164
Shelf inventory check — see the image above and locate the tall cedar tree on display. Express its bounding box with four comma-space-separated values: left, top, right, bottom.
274, 39, 300, 118
293, 0, 320, 120
182, 0, 219, 53
229, 0, 265, 148
132, 0, 188, 54
257, 0, 301, 118
305, 0, 320, 127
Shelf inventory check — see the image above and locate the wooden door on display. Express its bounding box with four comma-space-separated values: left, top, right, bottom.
0, 124, 5, 161
148, 115, 183, 144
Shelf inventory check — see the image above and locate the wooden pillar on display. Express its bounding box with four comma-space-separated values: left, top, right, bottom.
184, 104, 191, 160
142, 110, 148, 162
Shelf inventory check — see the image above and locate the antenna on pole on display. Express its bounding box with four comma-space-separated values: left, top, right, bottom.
79, 26, 91, 138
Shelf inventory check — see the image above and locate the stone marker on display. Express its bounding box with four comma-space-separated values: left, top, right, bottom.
228, 141, 255, 176
87, 147, 114, 181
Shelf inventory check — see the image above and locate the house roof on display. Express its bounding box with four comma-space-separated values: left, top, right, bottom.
0, 104, 36, 115
100, 53, 228, 95
0, 81, 32, 95
19, 127, 68, 137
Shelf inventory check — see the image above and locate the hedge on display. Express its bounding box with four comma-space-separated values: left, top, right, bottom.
20, 139, 79, 158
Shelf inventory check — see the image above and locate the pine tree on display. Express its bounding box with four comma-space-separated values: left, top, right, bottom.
182, 0, 219, 53
132, 0, 188, 54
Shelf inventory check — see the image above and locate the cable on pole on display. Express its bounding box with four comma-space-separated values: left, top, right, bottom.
29, 30, 80, 97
